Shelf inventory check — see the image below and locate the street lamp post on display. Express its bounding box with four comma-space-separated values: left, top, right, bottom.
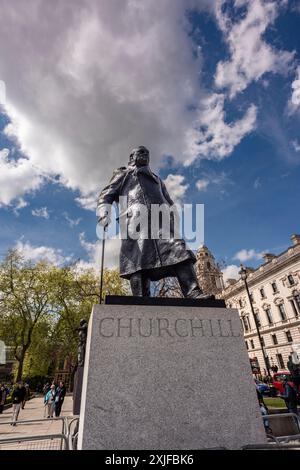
239, 264, 271, 378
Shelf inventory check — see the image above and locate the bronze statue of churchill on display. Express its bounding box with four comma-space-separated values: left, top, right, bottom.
97, 146, 206, 298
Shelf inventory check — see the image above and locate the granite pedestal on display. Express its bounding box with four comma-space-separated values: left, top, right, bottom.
78, 303, 266, 449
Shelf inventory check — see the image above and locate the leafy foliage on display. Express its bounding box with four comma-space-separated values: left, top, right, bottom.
0, 250, 127, 382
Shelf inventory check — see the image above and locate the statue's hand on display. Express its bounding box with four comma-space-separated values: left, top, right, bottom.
97, 204, 111, 228
98, 214, 111, 227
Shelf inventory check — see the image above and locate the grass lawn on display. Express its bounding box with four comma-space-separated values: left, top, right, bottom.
264, 397, 287, 408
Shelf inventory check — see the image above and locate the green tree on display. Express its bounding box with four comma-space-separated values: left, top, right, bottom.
0, 249, 127, 383
50, 266, 127, 386
0, 250, 56, 381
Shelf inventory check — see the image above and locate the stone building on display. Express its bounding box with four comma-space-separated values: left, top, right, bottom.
0, 345, 15, 382
195, 245, 224, 296
220, 234, 300, 375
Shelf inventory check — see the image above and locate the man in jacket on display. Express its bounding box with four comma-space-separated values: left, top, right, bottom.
97, 146, 207, 298
54, 381, 66, 417
281, 376, 300, 430
11, 383, 24, 426
281, 377, 298, 413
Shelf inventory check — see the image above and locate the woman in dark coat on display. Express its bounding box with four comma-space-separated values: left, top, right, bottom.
97, 146, 206, 298
54, 381, 66, 417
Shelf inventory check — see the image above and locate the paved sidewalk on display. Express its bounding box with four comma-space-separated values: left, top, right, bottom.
0, 395, 73, 441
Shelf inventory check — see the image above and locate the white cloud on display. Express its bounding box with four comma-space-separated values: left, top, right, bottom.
0, 148, 43, 206
184, 93, 257, 162
64, 213, 82, 228
75, 192, 98, 212
163, 174, 189, 203
195, 170, 232, 191
214, 0, 294, 98
288, 66, 300, 114
31, 207, 49, 219
0, 148, 9, 159
196, 179, 209, 191
0, 80, 6, 105
0, 0, 264, 206
233, 248, 265, 263
254, 177, 262, 189
13, 197, 28, 216
15, 240, 69, 265
291, 139, 300, 152
222, 264, 240, 283
78, 232, 120, 271
0, 0, 211, 204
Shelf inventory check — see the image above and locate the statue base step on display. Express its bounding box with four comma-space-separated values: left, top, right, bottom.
105, 294, 226, 308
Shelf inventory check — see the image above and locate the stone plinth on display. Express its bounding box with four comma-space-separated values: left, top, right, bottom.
78, 304, 266, 449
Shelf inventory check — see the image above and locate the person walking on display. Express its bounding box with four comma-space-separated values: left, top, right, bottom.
21, 382, 29, 409
11, 383, 24, 426
281, 377, 299, 414
54, 381, 66, 417
44, 384, 56, 418
0, 384, 8, 414
281, 376, 300, 430
43, 382, 50, 396
256, 388, 272, 434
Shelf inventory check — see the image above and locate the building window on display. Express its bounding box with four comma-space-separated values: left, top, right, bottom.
271, 282, 278, 293
254, 312, 261, 328
288, 275, 295, 286
272, 334, 278, 345
250, 339, 254, 349
260, 336, 265, 347
250, 293, 254, 303
276, 354, 285, 369
245, 341, 249, 350
294, 294, 300, 312
247, 315, 252, 331
241, 316, 249, 333
285, 330, 293, 343
265, 308, 273, 325
278, 303, 287, 321
260, 288, 266, 299
290, 300, 299, 318
239, 299, 243, 308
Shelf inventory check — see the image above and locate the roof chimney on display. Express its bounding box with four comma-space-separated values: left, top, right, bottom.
291, 234, 300, 246
263, 253, 276, 262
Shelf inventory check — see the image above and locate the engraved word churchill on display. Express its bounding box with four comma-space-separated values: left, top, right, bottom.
99, 316, 241, 339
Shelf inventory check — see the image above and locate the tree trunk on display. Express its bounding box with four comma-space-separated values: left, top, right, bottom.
15, 347, 27, 382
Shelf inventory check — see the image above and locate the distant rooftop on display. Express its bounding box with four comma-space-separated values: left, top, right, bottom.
222, 233, 300, 294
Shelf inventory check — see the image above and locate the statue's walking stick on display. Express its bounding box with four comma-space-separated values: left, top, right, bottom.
99, 225, 108, 304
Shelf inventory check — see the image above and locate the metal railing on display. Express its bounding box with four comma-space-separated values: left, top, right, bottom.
241, 442, 300, 450
1, 412, 300, 451
0, 416, 66, 433
0, 415, 79, 451
262, 412, 300, 443
66, 416, 79, 450
0, 434, 69, 450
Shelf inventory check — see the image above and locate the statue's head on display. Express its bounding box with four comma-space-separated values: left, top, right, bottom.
129, 146, 150, 167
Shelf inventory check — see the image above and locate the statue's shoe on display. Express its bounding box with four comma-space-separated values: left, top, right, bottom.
187, 292, 216, 300
198, 293, 216, 300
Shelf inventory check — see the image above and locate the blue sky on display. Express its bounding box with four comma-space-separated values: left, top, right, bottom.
0, 0, 299, 281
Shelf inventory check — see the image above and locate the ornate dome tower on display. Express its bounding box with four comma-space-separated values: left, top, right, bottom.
195, 245, 224, 296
